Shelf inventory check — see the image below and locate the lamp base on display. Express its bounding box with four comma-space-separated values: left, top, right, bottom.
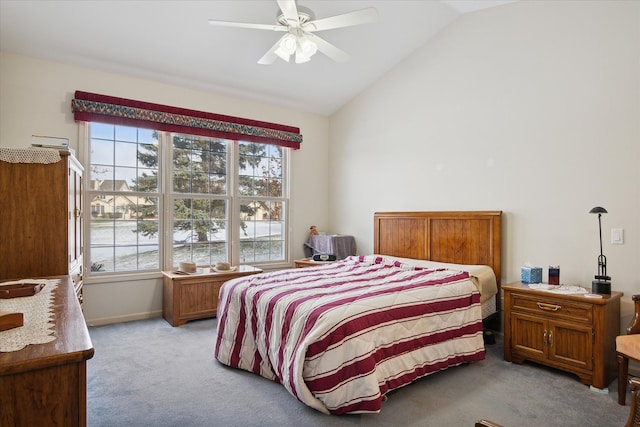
592, 280, 611, 294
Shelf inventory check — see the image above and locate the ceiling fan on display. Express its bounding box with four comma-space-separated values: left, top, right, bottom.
208, 0, 378, 64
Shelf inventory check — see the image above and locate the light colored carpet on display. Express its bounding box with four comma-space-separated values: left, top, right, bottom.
87, 317, 628, 427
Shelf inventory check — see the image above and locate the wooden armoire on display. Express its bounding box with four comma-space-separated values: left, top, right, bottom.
0, 149, 93, 427
0, 150, 84, 302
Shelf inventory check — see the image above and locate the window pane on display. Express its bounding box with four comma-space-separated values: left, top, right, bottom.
132, 196, 159, 243
114, 166, 137, 188
91, 138, 114, 166
238, 142, 283, 197
91, 166, 114, 185
91, 218, 113, 245
115, 125, 138, 142
238, 173, 254, 196
138, 128, 157, 144
90, 247, 113, 272
137, 245, 160, 269
88, 123, 160, 273
209, 174, 227, 195
89, 195, 159, 273
172, 198, 228, 267
135, 168, 158, 192
172, 135, 228, 195
91, 122, 115, 140
239, 240, 284, 263
115, 141, 138, 167
239, 200, 285, 263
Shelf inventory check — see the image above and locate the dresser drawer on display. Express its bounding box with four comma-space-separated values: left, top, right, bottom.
509, 293, 592, 324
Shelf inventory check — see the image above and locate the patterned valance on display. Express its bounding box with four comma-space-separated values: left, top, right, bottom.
71, 91, 302, 149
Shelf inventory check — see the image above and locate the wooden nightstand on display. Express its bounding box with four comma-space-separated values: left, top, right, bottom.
162, 265, 262, 326
503, 281, 622, 389
294, 257, 337, 268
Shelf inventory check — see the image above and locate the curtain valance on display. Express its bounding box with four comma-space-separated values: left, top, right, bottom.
71, 91, 302, 149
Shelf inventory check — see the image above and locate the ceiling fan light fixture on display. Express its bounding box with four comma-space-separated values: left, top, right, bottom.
274, 33, 297, 61
294, 50, 311, 64
274, 50, 291, 62
298, 36, 318, 57
208, 2, 378, 65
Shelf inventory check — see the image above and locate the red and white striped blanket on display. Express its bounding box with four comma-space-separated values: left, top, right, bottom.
214, 255, 485, 414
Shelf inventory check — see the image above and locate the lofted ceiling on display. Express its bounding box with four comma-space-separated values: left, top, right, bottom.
0, 1, 515, 116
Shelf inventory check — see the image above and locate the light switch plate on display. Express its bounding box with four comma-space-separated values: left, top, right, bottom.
611, 228, 624, 244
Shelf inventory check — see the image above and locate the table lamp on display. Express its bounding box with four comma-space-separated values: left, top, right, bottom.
589, 206, 611, 294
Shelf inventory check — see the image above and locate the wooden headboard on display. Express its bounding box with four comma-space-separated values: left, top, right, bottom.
373, 211, 502, 287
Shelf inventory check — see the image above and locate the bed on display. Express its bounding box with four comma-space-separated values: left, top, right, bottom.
215, 211, 502, 414
373, 211, 502, 321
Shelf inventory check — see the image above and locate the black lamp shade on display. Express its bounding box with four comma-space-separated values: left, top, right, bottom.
589, 206, 608, 214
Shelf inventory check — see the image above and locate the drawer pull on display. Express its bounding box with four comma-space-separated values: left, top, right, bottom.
537, 302, 561, 312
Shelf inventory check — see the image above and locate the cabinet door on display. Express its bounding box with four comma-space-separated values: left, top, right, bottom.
511, 312, 547, 361
548, 320, 593, 371
179, 280, 221, 317
68, 159, 83, 274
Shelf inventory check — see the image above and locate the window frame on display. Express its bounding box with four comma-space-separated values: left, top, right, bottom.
80, 122, 292, 282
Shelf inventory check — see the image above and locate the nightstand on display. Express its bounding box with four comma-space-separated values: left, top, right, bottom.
294, 257, 336, 268
162, 265, 262, 326
503, 281, 622, 389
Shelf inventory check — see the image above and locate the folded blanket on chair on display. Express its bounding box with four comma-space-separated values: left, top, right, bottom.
303, 235, 356, 260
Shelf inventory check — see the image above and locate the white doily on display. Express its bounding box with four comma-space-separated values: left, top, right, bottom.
0, 279, 59, 352
527, 283, 588, 294
0, 147, 61, 164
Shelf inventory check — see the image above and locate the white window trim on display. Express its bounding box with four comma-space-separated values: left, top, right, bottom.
79, 122, 293, 282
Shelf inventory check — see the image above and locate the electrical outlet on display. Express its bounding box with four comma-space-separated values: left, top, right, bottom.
611, 228, 624, 244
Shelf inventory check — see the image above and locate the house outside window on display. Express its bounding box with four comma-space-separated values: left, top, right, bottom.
84, 123, 290, 275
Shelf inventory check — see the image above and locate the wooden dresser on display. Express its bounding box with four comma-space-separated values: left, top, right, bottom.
0, 275, 94, 426
162, 265, 263, 326
503, 281, 622, 389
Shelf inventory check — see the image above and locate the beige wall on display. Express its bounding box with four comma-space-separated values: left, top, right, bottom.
0, 52, 330, 324
329, 0, 640, 327
1, 0, 638, 329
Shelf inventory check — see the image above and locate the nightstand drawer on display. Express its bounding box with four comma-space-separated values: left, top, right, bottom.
510, 293, 592, 324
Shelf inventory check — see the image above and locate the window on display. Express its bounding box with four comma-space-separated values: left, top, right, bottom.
88, 124, 160, 273
170, 133, 229, 267
237, 141, 286, 263
85, 123, 289, 275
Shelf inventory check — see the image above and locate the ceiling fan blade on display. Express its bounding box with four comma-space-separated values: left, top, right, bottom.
304, 33, 351, 63
208, 19, 287, 32
277, 0, 300, 27
258, 35, 287, 65
302, 8, 378, 32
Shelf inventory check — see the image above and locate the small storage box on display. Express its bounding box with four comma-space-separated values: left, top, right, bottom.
521, 266, 542, 284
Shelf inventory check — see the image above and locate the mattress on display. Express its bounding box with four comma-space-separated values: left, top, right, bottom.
215, 255, 485, 414
372, 255, 498, 317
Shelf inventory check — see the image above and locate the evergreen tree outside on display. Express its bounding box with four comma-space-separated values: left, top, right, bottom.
87, 123, 288, 273
132, 134, 285, 266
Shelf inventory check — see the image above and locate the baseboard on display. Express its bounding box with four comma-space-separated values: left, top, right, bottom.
86, 310, 163, 327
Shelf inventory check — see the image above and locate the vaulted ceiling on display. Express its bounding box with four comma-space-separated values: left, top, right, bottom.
0, 1, 515, 115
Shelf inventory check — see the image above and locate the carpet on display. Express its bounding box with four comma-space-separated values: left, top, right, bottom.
87, 317, 628, 427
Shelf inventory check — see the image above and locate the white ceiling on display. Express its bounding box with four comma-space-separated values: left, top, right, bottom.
0, 0, 515, 116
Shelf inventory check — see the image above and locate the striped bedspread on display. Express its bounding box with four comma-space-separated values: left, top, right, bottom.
214, 255, 485, 414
